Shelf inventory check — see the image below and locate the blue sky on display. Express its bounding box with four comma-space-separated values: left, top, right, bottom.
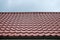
0, 0, 60, 12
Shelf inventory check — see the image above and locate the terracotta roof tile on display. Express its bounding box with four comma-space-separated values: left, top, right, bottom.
0, 12, 60, 36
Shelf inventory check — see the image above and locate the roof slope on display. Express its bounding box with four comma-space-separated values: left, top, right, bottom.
0, 12, 60, 36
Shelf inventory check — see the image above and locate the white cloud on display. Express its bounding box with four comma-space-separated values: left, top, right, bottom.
0, 0, 60, 12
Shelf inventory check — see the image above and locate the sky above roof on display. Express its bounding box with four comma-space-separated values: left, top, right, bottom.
0, 0, 60, 12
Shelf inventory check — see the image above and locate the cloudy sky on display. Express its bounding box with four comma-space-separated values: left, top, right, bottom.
0, 0, 60, 12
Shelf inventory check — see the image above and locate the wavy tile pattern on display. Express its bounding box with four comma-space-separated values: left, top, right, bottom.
0, 12, 60, 36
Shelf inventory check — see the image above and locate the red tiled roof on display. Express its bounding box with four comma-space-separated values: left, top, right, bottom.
0, 12, 60, 36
